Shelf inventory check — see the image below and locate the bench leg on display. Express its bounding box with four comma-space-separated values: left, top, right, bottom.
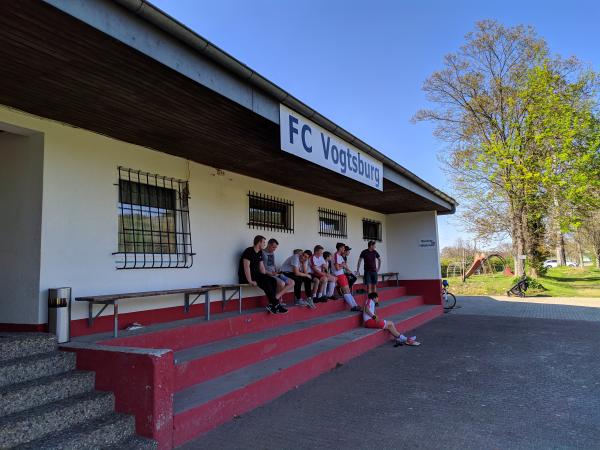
238, 286, 242, 315
204, 292, 210, 321
88, 302, 93, 328
113, 301, 119, 338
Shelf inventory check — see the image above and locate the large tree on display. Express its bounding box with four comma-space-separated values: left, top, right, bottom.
414, 20, 600, 275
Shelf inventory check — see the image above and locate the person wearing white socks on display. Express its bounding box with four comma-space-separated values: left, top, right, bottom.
322, 252, 338, 299
332, 243, 362, 312
363, 292, 420, 346
310, 245, 337, 302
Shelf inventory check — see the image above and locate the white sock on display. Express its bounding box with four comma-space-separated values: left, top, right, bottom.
326, 282, 336, 297
343, 293, 357, 308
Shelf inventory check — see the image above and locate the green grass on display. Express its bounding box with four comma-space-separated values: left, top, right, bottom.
446, 266, 600, 297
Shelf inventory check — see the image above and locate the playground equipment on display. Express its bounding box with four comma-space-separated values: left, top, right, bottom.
445, 262, 463, 278
462, 253, 512, 281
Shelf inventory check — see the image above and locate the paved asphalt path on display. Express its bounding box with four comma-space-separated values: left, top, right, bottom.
181, 298, 600, 449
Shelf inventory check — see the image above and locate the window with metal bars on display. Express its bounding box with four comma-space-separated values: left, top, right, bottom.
248, 192, 294, 232
114, 167, 194, 269
318, 208, 347, 238
362, 218, 382, 241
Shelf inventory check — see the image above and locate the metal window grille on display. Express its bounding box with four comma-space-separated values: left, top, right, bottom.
318, 208, 347, 238
114, 167, 194, 269
248, 191, 294, 232
362, 218, 382, 241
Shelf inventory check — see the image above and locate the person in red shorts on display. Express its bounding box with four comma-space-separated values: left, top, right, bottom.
363, 292, 420, 346
332, 243, 361, 312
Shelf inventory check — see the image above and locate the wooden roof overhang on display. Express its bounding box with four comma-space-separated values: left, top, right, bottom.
0, 1, 453, 215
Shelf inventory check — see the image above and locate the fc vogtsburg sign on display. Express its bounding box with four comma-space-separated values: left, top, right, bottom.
279, 104, 383, 191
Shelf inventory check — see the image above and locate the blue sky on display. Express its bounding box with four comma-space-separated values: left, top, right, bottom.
151, 0, 600, 248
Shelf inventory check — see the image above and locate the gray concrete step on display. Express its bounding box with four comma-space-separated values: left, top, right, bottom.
0, 333, 57, 363
0, 370, 95, 417
104, 435, 159, 449
16, 413, 137, 450
174, 305, 436, 414
0, 351, 76, 388
0, 391, 114, 448
174, 296, 420, 364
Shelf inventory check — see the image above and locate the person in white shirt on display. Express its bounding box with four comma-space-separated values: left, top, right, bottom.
262, 238, 295, 303
281, 249, 316, 309
363, 292, 420, 346
309, 245, 336, 302
332, 243, 361, 312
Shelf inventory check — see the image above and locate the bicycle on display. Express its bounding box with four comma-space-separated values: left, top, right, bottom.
442, 279, 456, 311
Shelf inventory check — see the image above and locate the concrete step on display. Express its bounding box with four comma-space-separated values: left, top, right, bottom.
172, 304, 442, 445
104, 435, 158, 450
0, 391, 114, 448
15, 413, 136, 450
0, 351, 76, 388
173, 295, 424, 389
101, 286, 408, 351
0, 333, 57, 362
0, 370, 95, 418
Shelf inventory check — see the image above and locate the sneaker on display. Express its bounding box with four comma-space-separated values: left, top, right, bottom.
306, 297, 316, 309
396, 334, 408, 343
295, 298, 309, 307
266, 304, 278, 314
276, 304, 288, 314
350, 306, 362, 312
279, 301, 288, 307
406, 336, 421, 346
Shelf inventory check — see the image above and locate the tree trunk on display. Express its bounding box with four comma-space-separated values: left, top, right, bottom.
511, 211, 525, 276
575, 235, 584, 267
556, 231, 566, 266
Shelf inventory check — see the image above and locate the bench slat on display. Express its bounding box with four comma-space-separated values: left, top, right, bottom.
76, 287, 212, 303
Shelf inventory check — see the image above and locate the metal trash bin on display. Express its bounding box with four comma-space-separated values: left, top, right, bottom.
48, 287, 71, 343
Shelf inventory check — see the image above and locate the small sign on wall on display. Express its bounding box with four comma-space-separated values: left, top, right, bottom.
419, 239, 436, 248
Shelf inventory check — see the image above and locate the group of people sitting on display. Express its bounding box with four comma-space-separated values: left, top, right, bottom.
238, 235, 382, 314
237, 235, 419, 345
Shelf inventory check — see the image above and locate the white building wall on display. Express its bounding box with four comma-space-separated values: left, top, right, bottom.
386, 211, 441, 280
0, 106, 390, 323
0, 128, 44, 324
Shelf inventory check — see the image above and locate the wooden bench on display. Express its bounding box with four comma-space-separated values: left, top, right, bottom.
380, 272, 399, 286
76, 284, 248, 338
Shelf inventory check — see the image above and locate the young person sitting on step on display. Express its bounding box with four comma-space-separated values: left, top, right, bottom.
238, 235, 287, 315
263, 238, 295, 306
363, 292, 420, 346
310, 245, 335, 303
332, 243, 362, 312
281, 249, 316, 309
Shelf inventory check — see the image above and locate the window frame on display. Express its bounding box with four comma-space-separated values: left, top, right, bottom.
247, 191, 294, 233
114, 167, 194, 269
318, 207, 347, 238
362, 218, 382, 242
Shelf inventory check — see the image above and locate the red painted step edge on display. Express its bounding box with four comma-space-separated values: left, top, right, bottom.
174, 296, 424, 390
103, 287, 407, 351
173, 305, 442, 446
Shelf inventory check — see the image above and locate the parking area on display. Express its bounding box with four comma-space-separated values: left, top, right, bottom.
182, 296, 600, 449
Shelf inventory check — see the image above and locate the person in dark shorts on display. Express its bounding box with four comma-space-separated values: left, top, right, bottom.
263, 238, 295, 304
281, 249, 316, 309
238, 235, 287, 314
357, 240, 381, 294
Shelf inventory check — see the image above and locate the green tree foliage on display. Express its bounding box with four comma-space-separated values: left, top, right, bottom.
414, 20, 600, 276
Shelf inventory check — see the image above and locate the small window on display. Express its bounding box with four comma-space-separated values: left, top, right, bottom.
318, 208, 347, 238
362, 218, 382, 241
115, 167, 194, 269
248, 192, 294, 233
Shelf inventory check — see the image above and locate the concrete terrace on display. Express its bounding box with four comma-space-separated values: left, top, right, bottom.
181, 295, 600, 449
